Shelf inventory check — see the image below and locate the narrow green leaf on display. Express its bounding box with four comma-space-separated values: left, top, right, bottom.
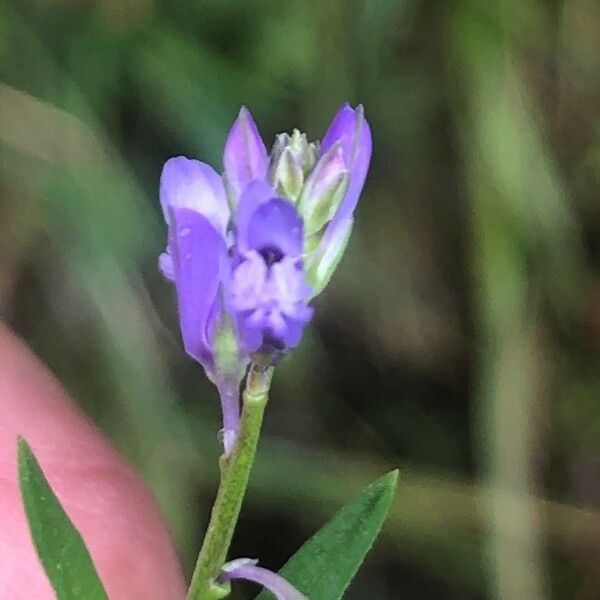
256, 470, 398, 600
17, 437, 109, 600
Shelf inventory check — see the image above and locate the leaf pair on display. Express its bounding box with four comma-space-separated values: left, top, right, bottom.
18, 438, 397, 599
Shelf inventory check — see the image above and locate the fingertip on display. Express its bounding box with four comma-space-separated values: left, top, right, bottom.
0, 323, 187, 599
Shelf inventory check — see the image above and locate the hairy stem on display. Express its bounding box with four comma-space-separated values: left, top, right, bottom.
186, 365, 274, 600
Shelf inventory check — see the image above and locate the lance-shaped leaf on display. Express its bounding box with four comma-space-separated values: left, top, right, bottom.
18, 438, 109, 600
256, 470, 398, 600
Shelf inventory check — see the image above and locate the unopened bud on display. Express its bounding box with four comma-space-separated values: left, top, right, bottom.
298, 142, 349, 235
271, 146, 304, 201
305, 217, 354, 297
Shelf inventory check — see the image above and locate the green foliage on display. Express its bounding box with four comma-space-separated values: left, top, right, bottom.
256, 470, 398, 600
17, 438, 109, 600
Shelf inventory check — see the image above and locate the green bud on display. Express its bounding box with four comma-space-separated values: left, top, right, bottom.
305, 218, 354, 297
271, 146, 304, 201
297, 143, 349, 236
271, 129, 319, 178
299, 171, 348, 236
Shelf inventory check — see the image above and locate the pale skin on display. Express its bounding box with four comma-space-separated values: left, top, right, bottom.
0, 323, 187, 599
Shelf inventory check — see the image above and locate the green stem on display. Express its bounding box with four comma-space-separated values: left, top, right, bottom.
186, 364, 274, 600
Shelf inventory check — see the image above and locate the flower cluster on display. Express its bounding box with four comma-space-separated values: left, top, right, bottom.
159, 104, 371, 451
158, 105, 371, 599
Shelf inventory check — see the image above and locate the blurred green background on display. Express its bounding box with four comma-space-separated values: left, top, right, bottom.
1, 0, 599, 598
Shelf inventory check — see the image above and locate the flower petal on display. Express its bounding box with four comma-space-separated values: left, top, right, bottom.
168, 207, 227, 370
221, 559, 307, 600
244, 198, 304, 259
321, 104, 372, 224
223, 107, 269, 201
280, 313, 313, 348
235, 180, 276, 252
321, 103, 356, 155
234, 311, 264, 354
228, 252, 312, 354
160, 156, 229, 238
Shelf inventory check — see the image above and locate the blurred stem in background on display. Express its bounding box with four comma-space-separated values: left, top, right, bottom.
470, 185, 548, 599
448, 1, 583, 597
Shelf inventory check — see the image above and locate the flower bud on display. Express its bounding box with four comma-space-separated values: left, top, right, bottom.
271, 146, 304, 201
223, 107, 268, 209
271, 128, 319, 175
305, 217, 354, 297
270, 129, 319, 202
320, 104, 372, 224
297, 142, 349, 236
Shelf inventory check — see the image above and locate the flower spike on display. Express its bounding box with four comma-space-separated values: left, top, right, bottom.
159, 105, 375, 599
159, 103, 371, 449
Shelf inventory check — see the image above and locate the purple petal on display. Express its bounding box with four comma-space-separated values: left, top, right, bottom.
235, 180, 276, 252
321, 103, 356, 155
321, 104, 372, 224
228, 253, 312, 353
303, 142, 347, 202
245, 198, 304, 259
221, 559, 307, 600
279, 313, 313, 348
224, 107, 269, 200
168, 207, 228, 370
160, 156, 230, 237
235, 313, 264, 353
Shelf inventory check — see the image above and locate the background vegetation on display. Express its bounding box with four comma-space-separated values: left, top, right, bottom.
1, 1, 598, 598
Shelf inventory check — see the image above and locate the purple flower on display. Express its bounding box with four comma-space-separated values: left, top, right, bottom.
302, 104, 372, 295
159, 104, 372, 365
229, 182, 313, 355
159, 156, 243, 454
159, 104, 371, 450
159, 157, 231, 371
221, 559, 307, 600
